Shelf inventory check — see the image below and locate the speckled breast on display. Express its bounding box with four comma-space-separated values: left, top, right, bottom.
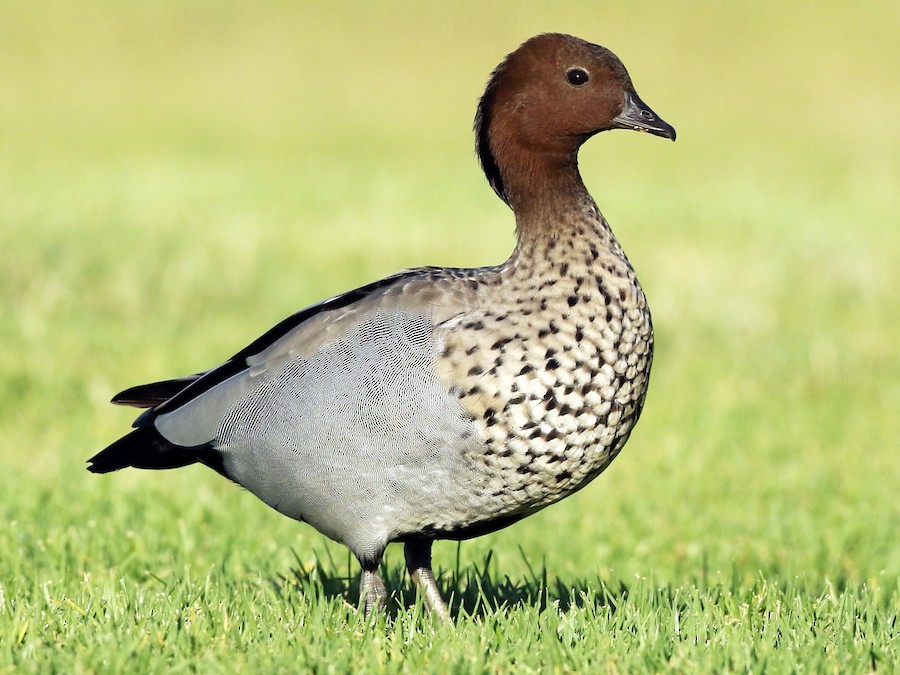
435, 218, 653, 528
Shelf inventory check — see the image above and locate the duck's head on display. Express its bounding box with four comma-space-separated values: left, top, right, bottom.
475, 33, 675, 208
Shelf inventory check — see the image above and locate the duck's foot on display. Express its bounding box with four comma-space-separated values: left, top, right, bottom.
359, 567, 387, 617
404, 539, 450, 621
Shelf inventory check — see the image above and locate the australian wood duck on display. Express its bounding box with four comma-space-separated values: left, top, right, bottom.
89, 32, 675, 619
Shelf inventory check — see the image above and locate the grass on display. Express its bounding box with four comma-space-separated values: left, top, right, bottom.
1, 0, 898, 671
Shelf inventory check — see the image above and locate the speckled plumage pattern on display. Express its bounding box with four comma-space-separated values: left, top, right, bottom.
436, 197, 653, 527
89, 32, 675, 620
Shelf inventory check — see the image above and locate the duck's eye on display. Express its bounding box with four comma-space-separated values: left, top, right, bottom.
566, 68, 589, 87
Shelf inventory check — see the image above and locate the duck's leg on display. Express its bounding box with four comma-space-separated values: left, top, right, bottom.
404, 539, 450, 620
359, 561, 387, 617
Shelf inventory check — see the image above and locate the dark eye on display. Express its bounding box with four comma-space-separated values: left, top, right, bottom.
566, 68, 589, 87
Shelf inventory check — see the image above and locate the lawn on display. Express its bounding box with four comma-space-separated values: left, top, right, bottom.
1, 1, 898, 672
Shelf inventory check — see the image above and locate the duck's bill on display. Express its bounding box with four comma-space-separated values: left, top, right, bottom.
612, 90, 676, 141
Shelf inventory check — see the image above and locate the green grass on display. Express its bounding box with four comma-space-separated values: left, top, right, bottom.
1, 1, 898, 671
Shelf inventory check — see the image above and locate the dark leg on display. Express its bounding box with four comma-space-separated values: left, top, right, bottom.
404, 539, 449, 620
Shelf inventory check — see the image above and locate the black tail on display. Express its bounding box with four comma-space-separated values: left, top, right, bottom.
87, 425, 227, 476
111, 375, 203, 409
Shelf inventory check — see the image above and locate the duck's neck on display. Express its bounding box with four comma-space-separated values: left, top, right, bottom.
495, 153, 638, 286
499, 146, 596, 240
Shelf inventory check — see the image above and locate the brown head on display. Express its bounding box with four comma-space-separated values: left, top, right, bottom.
475, 33, 675, 222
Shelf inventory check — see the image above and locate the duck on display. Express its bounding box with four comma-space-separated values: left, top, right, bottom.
89, 32, 675, 620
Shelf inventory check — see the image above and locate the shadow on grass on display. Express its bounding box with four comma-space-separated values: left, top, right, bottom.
269, 545, 631, 620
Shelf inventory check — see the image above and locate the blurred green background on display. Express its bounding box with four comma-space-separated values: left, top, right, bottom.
1, 0, 898, 664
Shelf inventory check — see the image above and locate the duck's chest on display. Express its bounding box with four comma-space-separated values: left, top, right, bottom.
436, 249, 653, 508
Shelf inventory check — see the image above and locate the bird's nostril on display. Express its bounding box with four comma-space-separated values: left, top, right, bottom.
640, 109, 654, 120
